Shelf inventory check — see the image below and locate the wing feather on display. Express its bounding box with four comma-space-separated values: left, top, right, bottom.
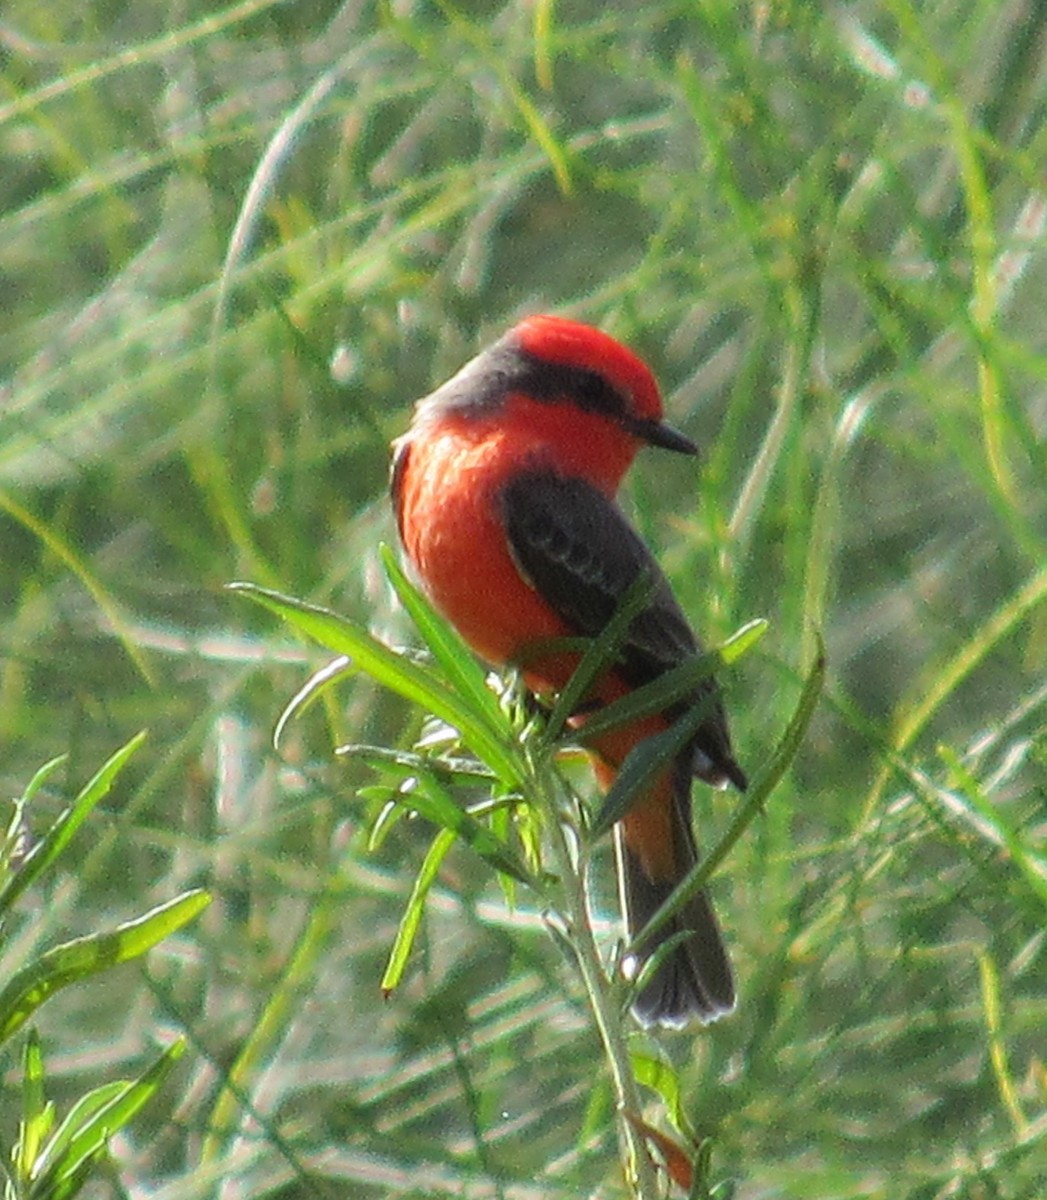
499, 470, 745, 788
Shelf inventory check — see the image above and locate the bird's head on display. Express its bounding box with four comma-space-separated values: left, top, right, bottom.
413, 315, 697, 491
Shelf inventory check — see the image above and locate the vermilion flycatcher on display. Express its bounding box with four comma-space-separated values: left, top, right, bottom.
392, 315, 746, 1027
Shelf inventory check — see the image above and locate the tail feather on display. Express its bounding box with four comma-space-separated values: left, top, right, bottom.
616, 766, 735, 1028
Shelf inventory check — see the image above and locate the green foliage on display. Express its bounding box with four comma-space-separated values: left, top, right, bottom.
0, 741, 208, 1200
3, 1, 1047, 1197
236, 554, 778, 1191
7, 1034, 186, 1200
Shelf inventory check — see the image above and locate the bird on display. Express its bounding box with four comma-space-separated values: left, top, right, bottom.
391, 314, 746, 1027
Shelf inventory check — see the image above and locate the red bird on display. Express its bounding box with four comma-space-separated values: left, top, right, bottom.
391, 315, 746, 1027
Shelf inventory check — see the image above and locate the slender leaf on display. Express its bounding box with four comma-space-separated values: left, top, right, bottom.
380, 543, 506, 733
573, 620, 767, 747
350, 750, 534, 886
16, 1030, 51, 1184
0, 890, 210, 1045
868, 560, 1047, 810
0, 489, 156, 689
629, 1049, 695, 1143
541, 573, 658, 744
274, 654, 355, 749
29, 1083, 125, 1187
34, 1148, 105, 1200
339, 743, 496, 787
28, 1040, 186, 1200
589, 696, 720, 841
230, 583, 524, 782
18, 755, 68, 808
381, 827, 457, 996
367, 795, 411, 851
0, 732, 146, 921
629, 637, 826, 954
937, 744, 1047, 914
977, 948, 1027, 1135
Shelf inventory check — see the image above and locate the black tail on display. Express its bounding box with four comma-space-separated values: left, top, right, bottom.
617, 768, 736, 1028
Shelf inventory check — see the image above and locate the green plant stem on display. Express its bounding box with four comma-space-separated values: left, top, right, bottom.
539, 770, 658, 1199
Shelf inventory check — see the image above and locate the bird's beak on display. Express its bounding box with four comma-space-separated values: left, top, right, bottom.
626, 416, 699, 455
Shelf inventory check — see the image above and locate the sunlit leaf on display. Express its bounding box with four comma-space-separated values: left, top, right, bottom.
0, 890, 210, 1045
0, 732, 146, 922
274, 654, 355, 749
15, 1030, 52, 1184
381, 827, 457, 996
574, 620, 767, 747
381, 543, 506, 733
28, 1040, 186, 1200
230, 583, 524, 782
629, 1048, 695, 1143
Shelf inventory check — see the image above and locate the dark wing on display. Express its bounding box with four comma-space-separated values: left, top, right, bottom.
499, 469, 745, 789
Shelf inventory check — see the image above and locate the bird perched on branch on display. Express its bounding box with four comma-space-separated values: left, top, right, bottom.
392, 315, 746, 1027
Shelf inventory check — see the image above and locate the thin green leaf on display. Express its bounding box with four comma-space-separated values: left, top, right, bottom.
937, 744, 1047, 914
368, 796, 408, 851
340, 743, 496, 787
589, 697, 719, 842
433, 0, 573, 193
0, 732, 146, 921
629, 637, 826, 955
274, 654, 355, 750
574, 620, 767, 747
19, 755, 68, 808
868, 560, 1047, 810
16, 1030, 50, 1184
29, 1041, 185, 1200
0, 489, 157, 689
380, 543, 506, 732
0, 890, 210, 1045
381, 827, 457, 996
101, 1038, 185, 1142
629, 1048, 695, 1145
718, 618, 770, 664
353, 752, 534, 886
688, 1140, 716, 1200
532, 0, 555, 89
34, 1147, 105, 1200
1, 798, 31, 893
541, 573, 658, 744
229, 583, 523, 783
28, 1083, 125, 1190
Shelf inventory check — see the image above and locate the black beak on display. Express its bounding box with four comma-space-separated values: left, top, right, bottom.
625, 416, 699, 455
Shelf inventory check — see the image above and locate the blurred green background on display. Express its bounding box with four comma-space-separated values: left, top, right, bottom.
2, 1, 1046, 1196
